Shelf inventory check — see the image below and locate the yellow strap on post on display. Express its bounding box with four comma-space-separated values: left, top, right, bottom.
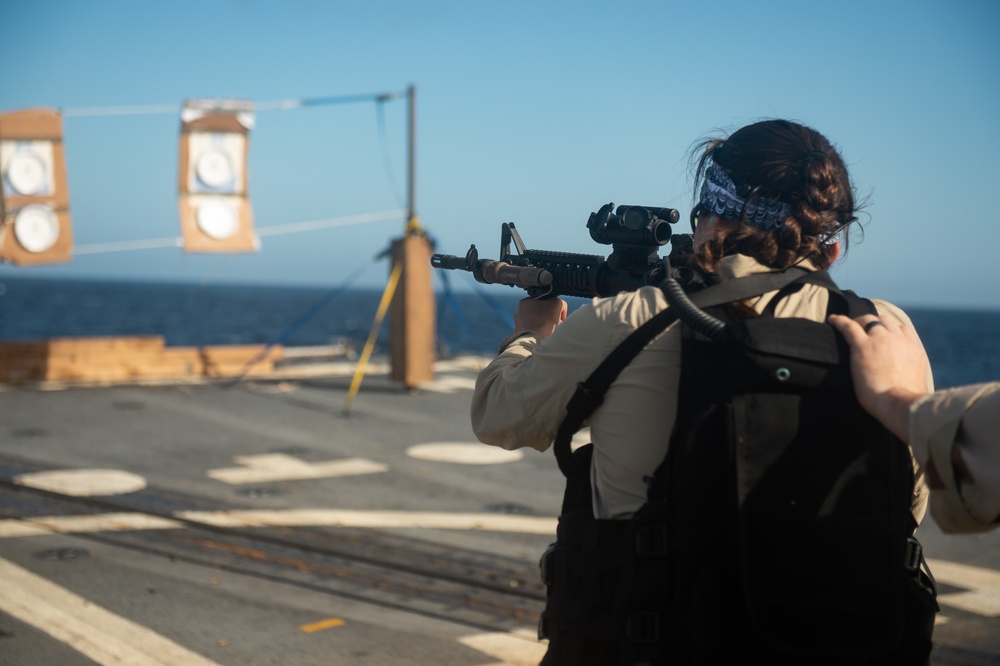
342, 260, 403, 416
405, 215, 424, 236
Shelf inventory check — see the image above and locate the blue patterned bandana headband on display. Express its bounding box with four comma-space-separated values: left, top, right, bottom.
700, 163, 792, 231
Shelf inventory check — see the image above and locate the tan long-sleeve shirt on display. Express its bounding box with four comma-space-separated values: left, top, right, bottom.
472, 254, 931, 523
911, 381, 1000, 533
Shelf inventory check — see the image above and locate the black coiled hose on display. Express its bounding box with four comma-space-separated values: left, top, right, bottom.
661, 274, 733, 343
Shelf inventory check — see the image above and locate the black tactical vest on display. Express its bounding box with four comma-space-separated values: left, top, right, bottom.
538, 270, 938, 666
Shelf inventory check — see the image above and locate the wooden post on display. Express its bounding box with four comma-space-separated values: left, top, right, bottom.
389, 233, 435, 387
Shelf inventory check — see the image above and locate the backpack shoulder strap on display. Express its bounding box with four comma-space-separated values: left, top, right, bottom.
553, 306, 679, 477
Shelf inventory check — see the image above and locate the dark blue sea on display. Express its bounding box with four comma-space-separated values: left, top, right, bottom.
1, 276, 998, 390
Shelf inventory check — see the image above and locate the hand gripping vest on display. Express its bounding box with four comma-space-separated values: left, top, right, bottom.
538, 269, 938, 666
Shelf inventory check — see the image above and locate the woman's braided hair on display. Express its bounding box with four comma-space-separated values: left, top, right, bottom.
691, 119, 857, 272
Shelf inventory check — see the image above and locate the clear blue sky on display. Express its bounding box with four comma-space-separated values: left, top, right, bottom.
2, 0, 998, 309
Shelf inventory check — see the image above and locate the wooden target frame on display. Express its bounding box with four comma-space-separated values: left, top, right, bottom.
0, 108, 73, 265
178, 101, 257, 253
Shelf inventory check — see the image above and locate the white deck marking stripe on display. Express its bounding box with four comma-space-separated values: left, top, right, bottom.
175, 509, 559, 534
207, 454, 388, 485
406, 443, 524, 464
0, 513, 183, 538
928, 558, 1000, 617
457, 629, 547, 666
0, 520, 56, 538
14, 469, 147, 496
0, 556, 223, 666
0, 509, 557, 536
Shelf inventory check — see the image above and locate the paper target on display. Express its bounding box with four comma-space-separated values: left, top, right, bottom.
0, 109, 73, 265
185, 132, 245, 194
195, 148, 235, 189
177, 106, 255, 253
1, 141, 54, 197
12, 204, 60, 253
195, 199, 239, 239
7, 151, 48, 195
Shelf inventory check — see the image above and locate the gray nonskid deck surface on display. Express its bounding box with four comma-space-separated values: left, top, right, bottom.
0, 357, 997, 665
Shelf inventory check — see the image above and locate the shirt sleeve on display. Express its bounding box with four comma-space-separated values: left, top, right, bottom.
471, 299, 614, 452
910, 382, 1000, 533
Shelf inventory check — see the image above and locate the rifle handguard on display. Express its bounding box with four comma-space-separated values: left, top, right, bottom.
478, 260, 554, 289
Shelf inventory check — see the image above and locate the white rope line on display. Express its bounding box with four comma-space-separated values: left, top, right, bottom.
72, 237, 184, 255
255, 208, 407, 237
70, 209, 406, 255
60, 92, 406, 119
62, 104, 182, 118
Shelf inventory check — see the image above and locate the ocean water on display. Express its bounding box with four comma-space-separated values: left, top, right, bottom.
0, 275, 521, 355
1, 275, 998, 390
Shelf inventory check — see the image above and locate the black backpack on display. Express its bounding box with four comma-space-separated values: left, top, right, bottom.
538, 269, 938, 666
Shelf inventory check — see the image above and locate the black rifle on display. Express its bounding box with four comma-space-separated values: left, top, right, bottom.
431, 203, 689, 299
